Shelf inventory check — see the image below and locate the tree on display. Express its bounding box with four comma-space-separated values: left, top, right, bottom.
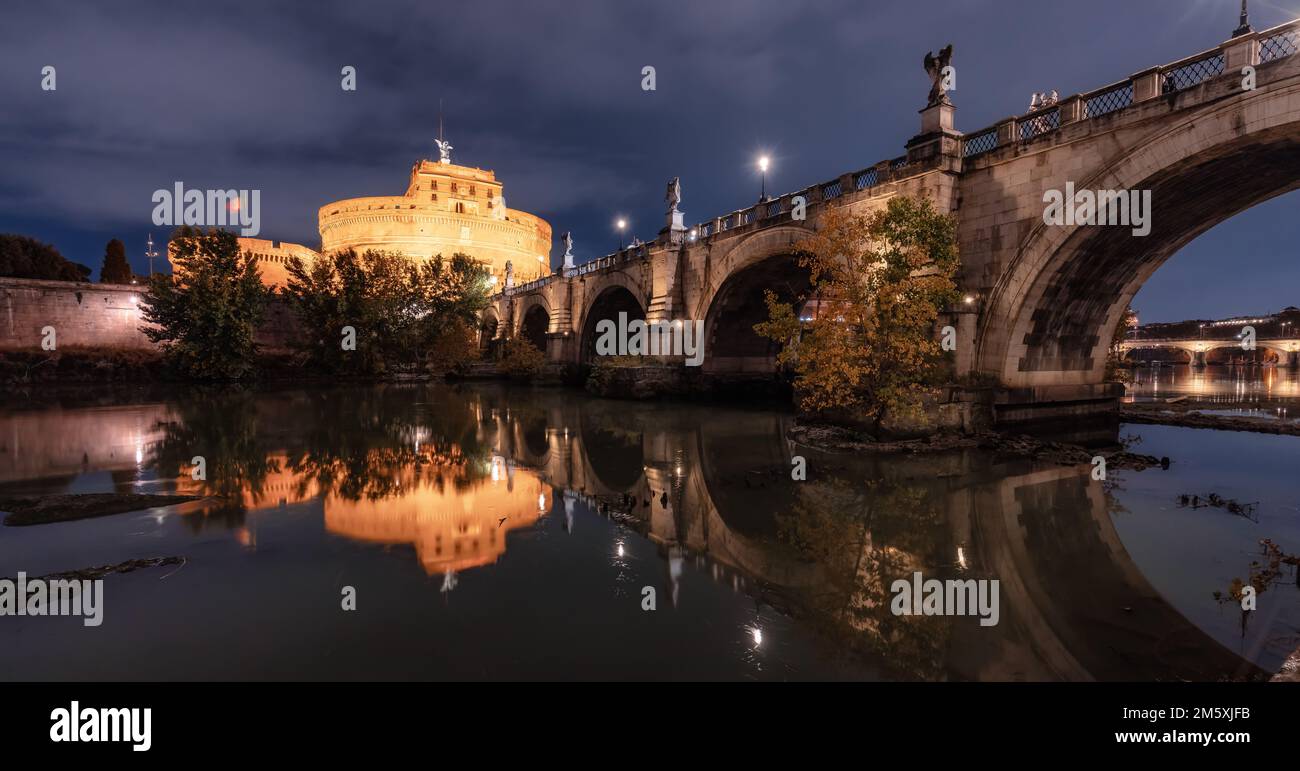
413, 253, 493, 372
498, 335, 546, 380
99, 238, 133, 284
0, 233, 91, 281
1105, 305, 1138, 384
139, 226, 270, 380
282, 249, 491, 375
755, 197, 960, 435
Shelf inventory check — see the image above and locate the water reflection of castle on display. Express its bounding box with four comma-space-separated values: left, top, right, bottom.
177, 452, 550, 576
324, 456, 549, 574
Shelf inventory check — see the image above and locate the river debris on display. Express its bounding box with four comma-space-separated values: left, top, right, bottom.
0, 493, 199, 526
6, 557, 187, 583
1214, 540, 1299, 608
1176, 493, 1259, 522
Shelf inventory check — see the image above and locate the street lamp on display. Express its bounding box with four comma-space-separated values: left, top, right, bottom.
758, 156, 770, 202
615, 218, 627, 251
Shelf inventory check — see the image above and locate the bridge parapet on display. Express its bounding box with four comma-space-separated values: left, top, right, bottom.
963, 19, 1300, 161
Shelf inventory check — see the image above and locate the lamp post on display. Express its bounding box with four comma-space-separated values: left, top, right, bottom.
145, 233, 158, 277
758, 156, 770, 202
615, 218, 627, 251
1233, 0, 1252, 37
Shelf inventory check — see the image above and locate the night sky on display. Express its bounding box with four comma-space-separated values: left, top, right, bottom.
1, 0, 1297, 322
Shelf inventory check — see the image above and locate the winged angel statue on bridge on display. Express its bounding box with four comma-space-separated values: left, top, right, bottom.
923, 44, 954, 107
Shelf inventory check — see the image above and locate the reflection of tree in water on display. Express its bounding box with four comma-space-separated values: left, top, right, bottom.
151, 387, 279, 531
282, 385, 491, 502
151, 385, 496, 532
1214, 539, 1300, 637
778, 477, 952, 680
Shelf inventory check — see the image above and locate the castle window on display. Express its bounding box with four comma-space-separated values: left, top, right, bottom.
432, 181, 437, 190
431, 193, 437, 201
469, 185, 476, 196
451, 183, 458, 193
456, 202, 465, 214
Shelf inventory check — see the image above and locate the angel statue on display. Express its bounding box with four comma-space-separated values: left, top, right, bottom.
665, 176, 681, 213
435, 137, 453, 164
922, 45, 954, 107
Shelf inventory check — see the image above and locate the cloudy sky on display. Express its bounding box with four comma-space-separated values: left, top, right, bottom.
1, 0, 1297, 321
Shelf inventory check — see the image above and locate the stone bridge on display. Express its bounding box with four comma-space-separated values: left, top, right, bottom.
1119, 336, 1300, 366
486, 18, 1300, 422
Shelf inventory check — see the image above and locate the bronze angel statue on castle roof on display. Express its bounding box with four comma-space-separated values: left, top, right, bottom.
923, 44, 954, 107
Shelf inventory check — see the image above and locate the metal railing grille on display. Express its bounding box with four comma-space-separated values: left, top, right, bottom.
1165, 53, 1225, 91
1018, 108, 1060, 140
821, 181, 842, 199
766, 200, 782, 217
854, 169, 878, 189
963, 128, 998, 158
1261, 29, 1300, 62
1084, 83, 1133, 118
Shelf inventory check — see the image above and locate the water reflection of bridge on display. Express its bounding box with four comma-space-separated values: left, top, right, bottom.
477, 389, 1265, 681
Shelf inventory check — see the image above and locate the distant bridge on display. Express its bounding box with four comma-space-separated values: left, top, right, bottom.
1119, 336, 1300, 365
486, 17, 1300, 421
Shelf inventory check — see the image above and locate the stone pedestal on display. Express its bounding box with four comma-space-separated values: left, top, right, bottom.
920, 101, 955, 134
906, 102, 962, 167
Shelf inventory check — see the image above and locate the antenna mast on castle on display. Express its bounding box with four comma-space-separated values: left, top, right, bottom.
434, 100, 453, 164
145, 233, 158, 276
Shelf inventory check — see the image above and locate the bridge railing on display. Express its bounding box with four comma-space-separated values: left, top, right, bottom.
963, 18, 1300, 160
509, 275, 556, 294
683, 154, 921, 245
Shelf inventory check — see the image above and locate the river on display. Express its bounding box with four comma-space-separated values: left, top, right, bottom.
1, 379, 1297, 681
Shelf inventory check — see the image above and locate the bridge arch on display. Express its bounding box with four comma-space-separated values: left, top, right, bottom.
577, 273, 647, 363
519, 300, 550, 352
696, 226, 814, 373
976, 68, 1300, 387
479, 307, 500, 355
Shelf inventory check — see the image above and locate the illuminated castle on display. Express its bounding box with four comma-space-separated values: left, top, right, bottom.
234, 139, 553, 288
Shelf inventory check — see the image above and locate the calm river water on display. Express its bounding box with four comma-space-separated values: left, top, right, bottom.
1, 378, 1297, 681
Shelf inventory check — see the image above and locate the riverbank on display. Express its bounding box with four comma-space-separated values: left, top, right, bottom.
1121, 399, 1300, 437
788, 420, 1167, 469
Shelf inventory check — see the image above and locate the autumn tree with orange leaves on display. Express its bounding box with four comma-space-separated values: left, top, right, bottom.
754, 196, 960, 436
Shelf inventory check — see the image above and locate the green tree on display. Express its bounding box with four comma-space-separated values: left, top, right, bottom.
498, 334, 546, 380
0, 233, 91, 281
283, 249, 491, 375
413, 253, 493, 372
755, 197, 960, 435
99, 238, 133, 284
139, 226, 270, 380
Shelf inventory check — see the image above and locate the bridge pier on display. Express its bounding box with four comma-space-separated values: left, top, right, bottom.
1191, 350, 1208, 368
990, 383, 1123, 431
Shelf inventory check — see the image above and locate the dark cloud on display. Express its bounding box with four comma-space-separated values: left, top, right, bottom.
1, 0, 1297, 320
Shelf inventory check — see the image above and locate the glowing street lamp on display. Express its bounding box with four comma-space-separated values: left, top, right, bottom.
615, 217, 627, 250
757, 155, 770, 201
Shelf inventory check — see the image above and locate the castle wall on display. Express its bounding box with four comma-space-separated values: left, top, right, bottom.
0, 276, 299, 354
